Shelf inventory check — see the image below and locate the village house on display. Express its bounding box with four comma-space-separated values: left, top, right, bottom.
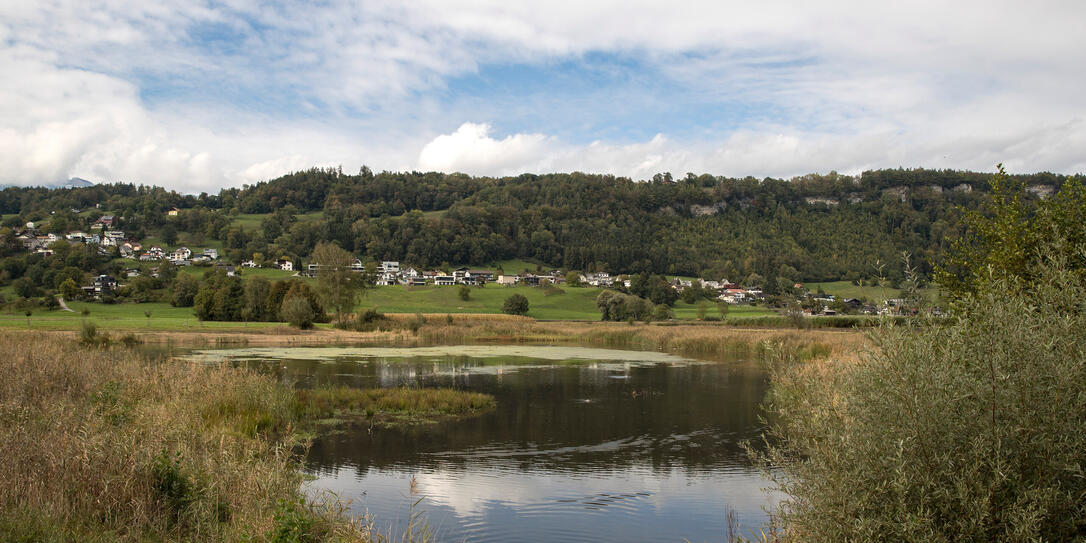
202, 248, 218, 260
167, 207, 180, 216
240, 259, 258, 268
719, 288, 748, 304
93, 275, 117, 296
139, 246, 165, 261
464, 269, 493, 285
378, 261, 400, 274
170, 247, 192, 262
277, 257, 293, 271
214, 263, 237, 277
452, 267, 469, 283
101, 230, 125, 247
496, 275, 517, 286
434, 274, 455, 286
35, 233, 58, 247
95, 215, 116, 228
584, 272, 612, 287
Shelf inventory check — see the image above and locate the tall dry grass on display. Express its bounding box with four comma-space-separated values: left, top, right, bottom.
417, 320, 864, 361
0, 332, 370, 542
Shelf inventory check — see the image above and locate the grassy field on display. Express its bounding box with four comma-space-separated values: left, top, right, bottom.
490, 258, 547, 274
671, 300, 773, 320
358, 283, 777, 321
176, 266, 303, 282
359, 283, 604, 320
0, 301, 287, 331
804, 280, 941, 304
1, 282, 776, 330
230, 211, 324, 231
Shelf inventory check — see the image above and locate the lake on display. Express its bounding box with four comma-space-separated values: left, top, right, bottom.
187, 345, 776, 542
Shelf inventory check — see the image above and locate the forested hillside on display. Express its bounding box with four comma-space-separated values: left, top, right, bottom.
0, 167, 1074, 284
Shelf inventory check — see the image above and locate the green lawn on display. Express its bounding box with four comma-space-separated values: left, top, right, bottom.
176, 266, 300, 280
0, 301, 283, 331
1, 282, 774, 330
805, 280, 941, 304
230, 213, 265, 230
490, 259, 548, 274
231, 211, 324, 231
236, 267, 304, 281
360, 284, 777, 321
671, 300, 775, 320
358, 283, 606, 320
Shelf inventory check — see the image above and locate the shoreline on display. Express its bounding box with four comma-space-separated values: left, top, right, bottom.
19, 318, 868, 360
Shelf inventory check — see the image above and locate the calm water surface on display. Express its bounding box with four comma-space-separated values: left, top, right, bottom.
188, 345, 776, 542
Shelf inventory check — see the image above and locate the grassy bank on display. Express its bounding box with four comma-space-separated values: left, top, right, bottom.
6, 313, 869, 363
0, 332, 492, 541
295, 387, 495, 429
412, 320, 866, 362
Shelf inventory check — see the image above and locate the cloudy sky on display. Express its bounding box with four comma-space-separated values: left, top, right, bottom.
2, 1, 1084, 192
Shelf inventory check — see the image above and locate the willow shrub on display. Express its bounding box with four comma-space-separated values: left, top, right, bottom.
758, 259, 1086, 541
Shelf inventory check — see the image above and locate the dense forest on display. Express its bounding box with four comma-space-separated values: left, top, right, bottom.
0, 167, 1076, 287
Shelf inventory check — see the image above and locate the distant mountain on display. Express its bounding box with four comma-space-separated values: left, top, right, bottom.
63, 177, 95, 188
0, 177, 96, 190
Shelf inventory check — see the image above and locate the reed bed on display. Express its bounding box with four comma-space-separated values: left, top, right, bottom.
417, 320, 865, 361
0, 331, 370, 542
380, 313, 532, 324
294, 387, 495, 423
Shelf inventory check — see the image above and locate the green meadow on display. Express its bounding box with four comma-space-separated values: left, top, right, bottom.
804, 280, 941, 304
359, 283, 605, 320
359, 283, 775, 321
0, 301, 284, 331
0, 282, 777, 330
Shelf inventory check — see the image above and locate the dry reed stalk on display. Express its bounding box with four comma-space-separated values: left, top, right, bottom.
0, 331, 370, 541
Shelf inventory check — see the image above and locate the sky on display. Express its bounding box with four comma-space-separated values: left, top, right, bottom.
2, 1, 1085, 193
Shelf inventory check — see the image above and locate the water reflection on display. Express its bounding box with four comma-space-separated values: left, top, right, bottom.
187, 345, 774, 542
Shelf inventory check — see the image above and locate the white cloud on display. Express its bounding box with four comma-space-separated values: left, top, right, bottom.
417, 123, 554, 175
1, 1, 1085, 190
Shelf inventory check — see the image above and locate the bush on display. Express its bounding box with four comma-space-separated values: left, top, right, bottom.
595, 290, 653, 321
458, 285, 471, 301
79, 321, 110, 347
408, 313, 426, 334
334, 307, 389, 332
280, 295, 315, 329
757, 260, 1086, 540
501, 293, 529, 315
